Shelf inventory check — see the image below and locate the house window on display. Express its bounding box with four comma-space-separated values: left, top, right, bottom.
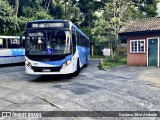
130, 40, 145, 53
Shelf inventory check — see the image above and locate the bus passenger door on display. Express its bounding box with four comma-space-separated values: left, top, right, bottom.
72, 33, 76, 54
71, 33, 78, 71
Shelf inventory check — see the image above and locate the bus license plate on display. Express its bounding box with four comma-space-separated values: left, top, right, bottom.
42, 69, 51, 72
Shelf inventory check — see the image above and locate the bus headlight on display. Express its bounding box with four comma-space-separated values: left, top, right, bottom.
67, 60, 71, 65
25, 61, 32, 68
62, 60, 71, 68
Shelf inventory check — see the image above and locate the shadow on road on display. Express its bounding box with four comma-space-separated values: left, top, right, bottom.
0, 63, 24, 67
29, 64, 91, 83
30, 73, 77, 83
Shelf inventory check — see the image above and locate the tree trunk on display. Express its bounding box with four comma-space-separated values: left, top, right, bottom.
91, 45, 94, 55
15, 0, 19, 17
46, 0, 52, 12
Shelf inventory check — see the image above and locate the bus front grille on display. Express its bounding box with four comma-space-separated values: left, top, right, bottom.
31, 66, 61, 72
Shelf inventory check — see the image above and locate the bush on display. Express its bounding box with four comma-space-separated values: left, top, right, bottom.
98, 53, 127, 70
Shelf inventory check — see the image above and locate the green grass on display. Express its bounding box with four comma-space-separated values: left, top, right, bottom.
98, 57, 127, 70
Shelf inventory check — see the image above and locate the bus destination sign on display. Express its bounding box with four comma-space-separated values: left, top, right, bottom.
28, 32, 44, 37
32, 23, 64, 28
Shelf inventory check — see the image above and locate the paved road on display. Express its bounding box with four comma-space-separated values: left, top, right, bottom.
0, 60, 160, 120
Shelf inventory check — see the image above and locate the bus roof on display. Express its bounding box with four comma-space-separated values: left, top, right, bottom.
30, 19, 68, 23
0, 36, 20, 39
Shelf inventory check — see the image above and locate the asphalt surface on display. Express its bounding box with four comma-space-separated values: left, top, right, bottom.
0, 60, 160, 120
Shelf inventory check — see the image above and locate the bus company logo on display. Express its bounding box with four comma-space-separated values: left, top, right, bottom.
2, 112, 11, 117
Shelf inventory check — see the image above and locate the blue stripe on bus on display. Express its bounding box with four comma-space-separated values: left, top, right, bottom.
10, 49, 25, 56
39, 54, 72, 66
0, 55, 25, 58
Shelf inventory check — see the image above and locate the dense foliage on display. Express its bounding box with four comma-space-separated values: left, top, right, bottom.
0, 0, 159, 56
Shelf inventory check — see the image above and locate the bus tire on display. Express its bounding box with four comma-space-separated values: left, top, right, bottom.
74, 59, 80, 76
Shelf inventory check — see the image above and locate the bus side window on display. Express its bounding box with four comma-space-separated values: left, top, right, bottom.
81, 37, 83, 46
3, 39, 7, 48
12, 39, 20, 48
79, 34, 81, 46
77, 32, 80, 46
82, 37, 84, 47
76, 33, 79, 45
85, 38, 87, 47
84, 38, 86, 47
82, 36, 84, 46
79, 34, 82, 46
87, 39, 89, 47
84, 37, 86, 47
8, 39, 12, 48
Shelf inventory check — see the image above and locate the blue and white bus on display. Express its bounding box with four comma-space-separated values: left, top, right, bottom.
21, 20, 90, 75
0, 36, 25, 65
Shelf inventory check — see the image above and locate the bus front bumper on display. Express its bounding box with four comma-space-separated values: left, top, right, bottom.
25, 62, 76, 75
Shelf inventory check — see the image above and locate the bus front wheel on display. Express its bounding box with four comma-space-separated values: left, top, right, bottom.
74, 59, 80, 76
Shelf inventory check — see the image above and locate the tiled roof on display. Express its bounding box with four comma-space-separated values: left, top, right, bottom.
119, 17, 160, 33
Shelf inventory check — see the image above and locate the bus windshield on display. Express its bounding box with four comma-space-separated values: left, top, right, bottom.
25, 30, 72, 55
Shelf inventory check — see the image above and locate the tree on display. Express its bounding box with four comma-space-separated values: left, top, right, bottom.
93, 0, 142, 60
7, 0, 52, 34
91, 18, 109, 55
46, 0, 64, 19
78, 0, 102, 27
0, 0, 18, 35
133, 0, 159, 17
